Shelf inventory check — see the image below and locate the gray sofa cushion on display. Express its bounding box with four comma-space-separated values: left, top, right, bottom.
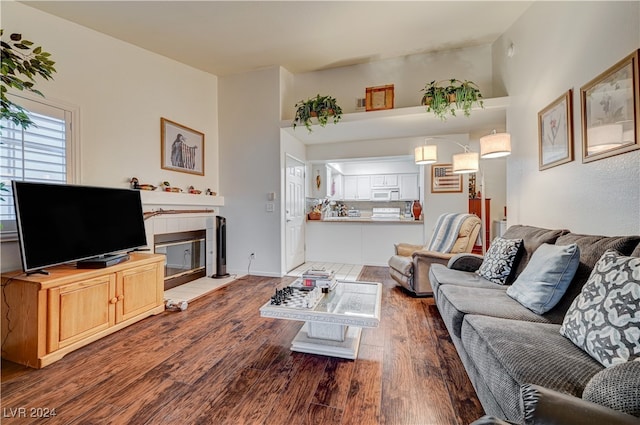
550, 233, 640, 318
437, 285, 555, 339
502, 225, 569, 278
430, 264, 506, 299
461, 315, 603, 423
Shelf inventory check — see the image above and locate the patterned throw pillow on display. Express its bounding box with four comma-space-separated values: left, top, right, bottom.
476, 237, 523, 285
560, 250, 640, 367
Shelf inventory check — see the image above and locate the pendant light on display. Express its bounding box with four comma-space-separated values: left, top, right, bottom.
414, 144, 438, 165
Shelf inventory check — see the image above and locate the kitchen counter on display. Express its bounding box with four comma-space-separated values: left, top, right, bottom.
313, 217, 423, 223
305, 218, 425, 266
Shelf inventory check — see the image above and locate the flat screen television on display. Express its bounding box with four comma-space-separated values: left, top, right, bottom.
12, 181, 148, 273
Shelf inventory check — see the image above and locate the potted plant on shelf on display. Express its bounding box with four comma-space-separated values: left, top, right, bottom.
293, 94, 343, 133
421, 79, 483, 120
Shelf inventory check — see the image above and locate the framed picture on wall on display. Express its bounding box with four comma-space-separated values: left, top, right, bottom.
538, 90, 574, 170
580, 49, 640, 163
161, 118, 205, 176
431, 163, 462, 193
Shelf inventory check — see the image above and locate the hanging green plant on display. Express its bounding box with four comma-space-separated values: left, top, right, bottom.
293, 94, 343, 133
421, 79, 483, 120
1, 30, 57, 129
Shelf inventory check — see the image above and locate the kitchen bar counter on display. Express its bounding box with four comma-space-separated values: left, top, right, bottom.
310, 217, 423, 224
306, 219, 425, 266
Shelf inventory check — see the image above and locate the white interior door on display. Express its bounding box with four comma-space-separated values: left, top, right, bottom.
285, 155, 306, 272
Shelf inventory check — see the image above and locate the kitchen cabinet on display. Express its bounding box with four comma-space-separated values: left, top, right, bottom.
343, 176, 371, 200
399, 174, 419, 200
371, 174, 399, 188
1, 253, 165, 368
306, 220, 424, 266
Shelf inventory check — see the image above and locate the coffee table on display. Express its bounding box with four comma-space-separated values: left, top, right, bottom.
259, 280, 382, 359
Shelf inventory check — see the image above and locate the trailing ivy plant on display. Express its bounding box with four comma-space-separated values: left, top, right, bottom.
421, 79, 483, 120
293, 94, 343, 133
454, 80, 484, 117
1, 30, 57, 129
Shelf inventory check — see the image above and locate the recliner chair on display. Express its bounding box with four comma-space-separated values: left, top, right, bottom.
388, 213, 481, 296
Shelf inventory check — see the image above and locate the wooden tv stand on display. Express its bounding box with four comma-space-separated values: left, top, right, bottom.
1, 253, 165, 368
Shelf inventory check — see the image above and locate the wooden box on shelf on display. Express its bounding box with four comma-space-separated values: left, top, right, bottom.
1, 253, 165, 368
365, 84, 394, 111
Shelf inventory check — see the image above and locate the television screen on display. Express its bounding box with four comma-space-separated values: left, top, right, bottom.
12, 181, 148, 273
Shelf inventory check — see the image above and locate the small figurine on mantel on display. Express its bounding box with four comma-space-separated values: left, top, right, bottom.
161, 181, 182, 193
205, 188, 217, 196
187, 185, 202, 194
129, 177, 157, 191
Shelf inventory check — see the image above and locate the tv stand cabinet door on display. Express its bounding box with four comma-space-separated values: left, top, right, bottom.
116, 262, 164, 323
48, 274, 116, 351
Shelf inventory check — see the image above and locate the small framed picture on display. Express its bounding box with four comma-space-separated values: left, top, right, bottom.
581, 49, 639, 163
538, 90, 574, 170
161, 118, 204, 175
431, 163, 462, 193
365, 84, 394, 111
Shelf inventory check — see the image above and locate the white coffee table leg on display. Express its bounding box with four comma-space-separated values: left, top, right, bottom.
290, 322, 363, 359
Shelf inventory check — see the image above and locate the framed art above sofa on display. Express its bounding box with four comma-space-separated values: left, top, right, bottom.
538, 89, 574, 170
580, 49, 640, 163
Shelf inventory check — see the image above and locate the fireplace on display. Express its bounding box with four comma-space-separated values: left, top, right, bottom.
154, 230, 206, 290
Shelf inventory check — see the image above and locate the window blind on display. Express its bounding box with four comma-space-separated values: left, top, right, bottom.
1, 103, 69, 227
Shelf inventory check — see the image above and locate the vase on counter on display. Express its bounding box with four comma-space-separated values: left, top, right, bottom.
412, 200, 422, 220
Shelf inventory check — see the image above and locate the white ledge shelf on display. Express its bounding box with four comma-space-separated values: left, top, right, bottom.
281, 96, 510, 144
139, 190, 225, 208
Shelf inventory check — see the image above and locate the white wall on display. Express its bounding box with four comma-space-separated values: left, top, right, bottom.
1, 2, 219, 272
494, 1, 640, 235
292, 44, 506, 246
218, 67, 282, 277
290, 45, 494, 116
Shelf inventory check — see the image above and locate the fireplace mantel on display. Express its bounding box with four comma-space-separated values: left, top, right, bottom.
139, 190, 224, 208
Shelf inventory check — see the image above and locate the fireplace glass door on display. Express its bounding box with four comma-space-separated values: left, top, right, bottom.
154, 230, 206, 290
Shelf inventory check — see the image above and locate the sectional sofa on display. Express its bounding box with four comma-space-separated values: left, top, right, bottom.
427, 225, 640, 424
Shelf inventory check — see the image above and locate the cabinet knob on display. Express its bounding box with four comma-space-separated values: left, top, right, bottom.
117, 295, 124, 301
110, 297, 118, 304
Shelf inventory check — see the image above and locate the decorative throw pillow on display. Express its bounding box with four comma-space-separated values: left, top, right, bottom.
506, 243, 580, 314
476, 237, 523, 285
560, 250, 640, 367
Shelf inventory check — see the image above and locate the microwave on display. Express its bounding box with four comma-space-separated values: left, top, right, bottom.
372, 189, 399, 201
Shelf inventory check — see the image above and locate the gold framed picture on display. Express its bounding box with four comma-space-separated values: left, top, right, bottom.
365, 84, 394, 111
161, 118, 205, 176
581, 49, 639, 163
538, 90, 574, 170
431, 163, 462, 193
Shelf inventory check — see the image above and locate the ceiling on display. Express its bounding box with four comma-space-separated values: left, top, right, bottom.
22, 1, 532, 77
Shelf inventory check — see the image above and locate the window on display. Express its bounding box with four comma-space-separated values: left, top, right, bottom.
1, 96, 74, 233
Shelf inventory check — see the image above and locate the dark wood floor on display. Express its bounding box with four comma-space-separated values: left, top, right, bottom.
1, 266, 484, 425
